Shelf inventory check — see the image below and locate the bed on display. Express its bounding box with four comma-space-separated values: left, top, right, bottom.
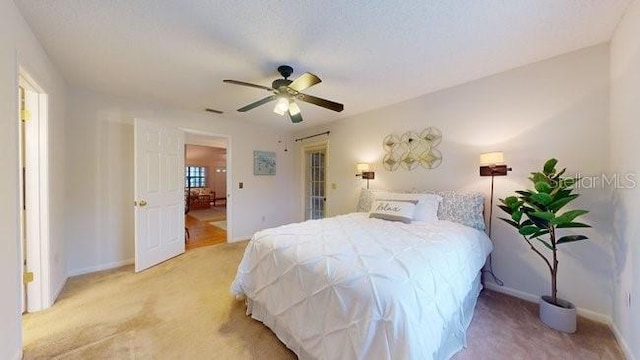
231, 190, 493, 359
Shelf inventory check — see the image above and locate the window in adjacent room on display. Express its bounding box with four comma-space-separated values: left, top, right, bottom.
185, 166, 206, 188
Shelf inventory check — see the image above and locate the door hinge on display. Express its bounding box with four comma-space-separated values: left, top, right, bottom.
20, 109, 31, 122
24, 271, 34, 284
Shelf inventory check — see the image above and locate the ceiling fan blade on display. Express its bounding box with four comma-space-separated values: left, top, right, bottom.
288, 101, 301, 116
288, 110, 303, 123
288, 72, 322, 92
205, 108, 224, 114
237, 95, 277, 112
295, 93, 344, 112
223, 79, 273, 92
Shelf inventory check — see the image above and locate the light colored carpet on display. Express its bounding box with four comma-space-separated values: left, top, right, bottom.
209, 220, 227, 231
23, 242, 624, 359
187, 206, 226, 222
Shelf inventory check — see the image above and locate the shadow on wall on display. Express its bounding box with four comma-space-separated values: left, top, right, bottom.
97, 118, 135, 260
610, 191, 630, 279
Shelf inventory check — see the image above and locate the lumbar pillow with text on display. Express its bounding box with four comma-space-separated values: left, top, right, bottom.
369, 200, 417, 224
373, 192, 442, 223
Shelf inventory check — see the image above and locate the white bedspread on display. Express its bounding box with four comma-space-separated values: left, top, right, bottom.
231, 213, 493, 360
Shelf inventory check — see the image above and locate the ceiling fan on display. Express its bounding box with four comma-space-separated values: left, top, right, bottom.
223, 65, 344, 123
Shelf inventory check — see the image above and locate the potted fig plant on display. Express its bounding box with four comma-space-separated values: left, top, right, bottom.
498, 158, 590, 333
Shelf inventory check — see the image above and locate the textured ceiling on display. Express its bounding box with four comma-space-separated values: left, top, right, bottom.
16, 0, 632, 129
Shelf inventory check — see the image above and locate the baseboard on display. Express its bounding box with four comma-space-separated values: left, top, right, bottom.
483, 282, 610, 323
609, 321, 636, 360
230, 237, 250, 243
484, 282, 539, 302
13, 348, 22, 360
68, 258, 134, 277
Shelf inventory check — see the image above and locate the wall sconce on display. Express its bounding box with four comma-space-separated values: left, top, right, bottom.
479, 151, 510, 286
215, 168, 226, 173
479, 151, 512, 235
479, 151, 511, 176
355, 163, 375, 189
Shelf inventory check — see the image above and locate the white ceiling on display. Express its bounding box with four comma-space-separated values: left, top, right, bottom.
16, 0, 632, 129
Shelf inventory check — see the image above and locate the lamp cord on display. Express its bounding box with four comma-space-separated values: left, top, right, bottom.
483, 174, 504, 286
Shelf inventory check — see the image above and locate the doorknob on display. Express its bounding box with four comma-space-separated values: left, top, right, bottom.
138, 200, 148, 207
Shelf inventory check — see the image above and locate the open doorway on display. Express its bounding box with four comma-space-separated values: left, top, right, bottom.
184, 133, 229, 250
18, 70, 51, 313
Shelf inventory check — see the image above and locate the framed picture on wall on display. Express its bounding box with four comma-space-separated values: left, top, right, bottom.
253, 150, 276, 175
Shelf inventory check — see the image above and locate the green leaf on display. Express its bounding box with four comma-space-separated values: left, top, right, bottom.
556, 222, 591, 229
557, 235, 589, 244
554, 189, 572, 199
519, 225, 539, 236
516, 190, 533, 197
561, 178, 576, 188
521, 219, 533, 226
531, 193, 553, 206
548, 194, 579, 212
530, 211, 555, 221
504, 196, 519, 208
499, 217, 520, 229
535, 181, 552, 194
521, 206, 539, 214
534, 237, 554, 250
529, 172, 549, 185
558, 209, 589, 222
498, 205, 513, 215
552, 168, 567, 180
543, 158, 558, 175
529, 229, 550, 239
525, 214, 549, 229
511, 210, 523, 222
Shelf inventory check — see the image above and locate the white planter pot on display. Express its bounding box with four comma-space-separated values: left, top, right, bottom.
539, 295, 576, 333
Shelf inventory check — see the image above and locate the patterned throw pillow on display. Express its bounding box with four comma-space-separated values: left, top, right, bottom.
357, 188, 486, 230
435, 191, 485, 231
356, 188, 383, 212
369, 200, 416, 224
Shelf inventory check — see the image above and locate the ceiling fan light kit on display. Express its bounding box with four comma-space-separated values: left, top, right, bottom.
288, 101, 301, 116
273, 97, 289, 115
224, 65, 344, 124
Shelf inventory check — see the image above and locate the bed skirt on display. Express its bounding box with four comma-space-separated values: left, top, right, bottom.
244, 273, 483, 360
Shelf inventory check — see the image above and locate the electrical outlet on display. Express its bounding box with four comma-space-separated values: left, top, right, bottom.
239, 182, 243, 189
331, 183, 337, 190
261, 216, 266, 223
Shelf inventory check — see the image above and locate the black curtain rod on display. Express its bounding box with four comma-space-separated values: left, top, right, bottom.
294, 131, 331, 142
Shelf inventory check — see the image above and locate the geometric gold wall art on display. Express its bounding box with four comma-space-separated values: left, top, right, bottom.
382, 127, 442, 171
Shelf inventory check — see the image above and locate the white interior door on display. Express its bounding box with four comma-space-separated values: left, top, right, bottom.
23, 85, 43, 311
134, 119, 185, 272
19, 85, 26, 313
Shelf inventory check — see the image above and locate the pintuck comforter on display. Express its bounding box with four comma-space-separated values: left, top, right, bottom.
231, 213, 493, 360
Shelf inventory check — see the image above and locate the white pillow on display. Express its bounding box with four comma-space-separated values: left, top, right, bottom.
369, 200, 416, 224
373, 192, 442, 223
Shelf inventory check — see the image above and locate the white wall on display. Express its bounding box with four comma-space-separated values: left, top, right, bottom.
65, 86, 297, 275
610, 0, 640, 358
295, 44, 614, 317
0, 0, 67, 359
